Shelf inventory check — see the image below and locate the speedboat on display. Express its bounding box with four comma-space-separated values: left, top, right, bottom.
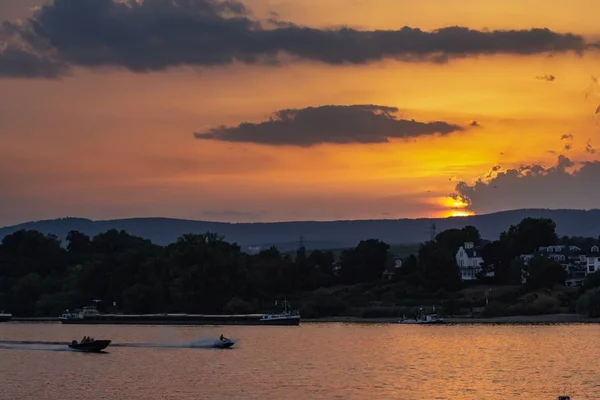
68, 339, 111, 352
0, 312, 12, 322
214, 337, 235, 349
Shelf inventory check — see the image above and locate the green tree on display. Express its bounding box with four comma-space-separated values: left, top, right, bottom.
418, 241, 461, 291
481, 240, 513, 284
340, 239, 390, 284
501, 217, 558, 257
584, 270, 600, 291
526, 256, 565, 289
435, 226, 481, 250
397, 254, 418, 277
577, 288, 600, 317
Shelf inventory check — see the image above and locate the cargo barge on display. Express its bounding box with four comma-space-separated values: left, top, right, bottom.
59, 302, 300, 326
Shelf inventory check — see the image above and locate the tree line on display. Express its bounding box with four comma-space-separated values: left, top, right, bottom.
1, 216, 600, 317
0, 229, 392, 316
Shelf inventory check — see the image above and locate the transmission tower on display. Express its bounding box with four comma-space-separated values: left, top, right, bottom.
429, 223, 437, 241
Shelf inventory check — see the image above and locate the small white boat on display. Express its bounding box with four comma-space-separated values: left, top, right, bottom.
0, 312, 12, 322
398, 307, 444, 324
398, 314, 444, 324
260, 299, 301, 325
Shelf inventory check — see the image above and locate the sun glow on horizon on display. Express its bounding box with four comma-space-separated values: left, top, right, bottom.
440, 196, 469, 209
448, 210, 476, 218
435, 196, 475, 218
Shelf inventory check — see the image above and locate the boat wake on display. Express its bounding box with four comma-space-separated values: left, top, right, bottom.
111, 337, 237, 349
0, 337, 237, 351
0, 342, 71, 352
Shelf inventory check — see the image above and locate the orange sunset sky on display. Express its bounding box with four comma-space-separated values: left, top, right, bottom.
1, 0, 600, 226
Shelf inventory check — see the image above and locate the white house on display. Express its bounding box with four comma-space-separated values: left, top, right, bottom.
455, 242, 484, 281
587, 245, 600, 274
520, 244, 600, 286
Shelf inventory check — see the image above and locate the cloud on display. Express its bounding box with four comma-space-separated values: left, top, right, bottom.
485, 164, 502, 178
193, 105, 464, 146
470, 120, 481, 127
454, 156, 600, 213
0, 0, 593, 77
536, 74, 556, 81
0, 45, 66, 78
564, 143, 572, 151
0, 20, 67, 78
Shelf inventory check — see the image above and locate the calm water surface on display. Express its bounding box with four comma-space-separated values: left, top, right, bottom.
0, 322, 598, 399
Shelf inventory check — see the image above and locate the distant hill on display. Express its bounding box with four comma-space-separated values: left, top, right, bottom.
1, 209, 600, 252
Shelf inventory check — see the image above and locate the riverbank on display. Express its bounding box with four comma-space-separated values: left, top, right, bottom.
10, 317, 59, 322
8, 313, 600, 324
303, 313, 600, 324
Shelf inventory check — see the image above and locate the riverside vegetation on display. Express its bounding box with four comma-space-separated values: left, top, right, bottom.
1, 217, 600, 319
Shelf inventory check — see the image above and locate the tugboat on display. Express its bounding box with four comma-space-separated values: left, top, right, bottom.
259, 299, 301, 326
68, 336, 111, 352
0, 311, 12, 322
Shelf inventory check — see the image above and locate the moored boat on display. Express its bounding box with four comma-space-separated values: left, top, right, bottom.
399, 314, 444, 324
0, 312, 12, 322
398, 306, 444, 324
260, 299, 301, 325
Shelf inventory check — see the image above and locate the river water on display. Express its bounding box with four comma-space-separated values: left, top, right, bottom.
0, 322, 597, 400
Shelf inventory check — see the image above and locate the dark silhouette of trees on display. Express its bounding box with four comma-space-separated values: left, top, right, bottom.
481, 218, 559, 284
435, 225, 481, 250
417, 241, 461, 291
339, 239, 390, 284
0, 216, 594, 317
0, 229, 345, 316
526, 256, 566, 289
500, 217, 558, 257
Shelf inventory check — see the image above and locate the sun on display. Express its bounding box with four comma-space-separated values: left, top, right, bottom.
449, 210, 475, 218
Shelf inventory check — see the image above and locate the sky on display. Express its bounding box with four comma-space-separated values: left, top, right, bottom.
1, 0, 600, 226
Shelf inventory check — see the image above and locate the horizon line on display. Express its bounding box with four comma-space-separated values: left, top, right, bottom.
2, 208, 600, 230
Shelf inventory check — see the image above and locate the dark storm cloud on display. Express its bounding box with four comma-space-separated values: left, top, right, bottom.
0, 45, 66, 78
454, 156, 600, 213
0, 0, 593, 77
194, 105, 463, 146
0, 19, 67, 78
